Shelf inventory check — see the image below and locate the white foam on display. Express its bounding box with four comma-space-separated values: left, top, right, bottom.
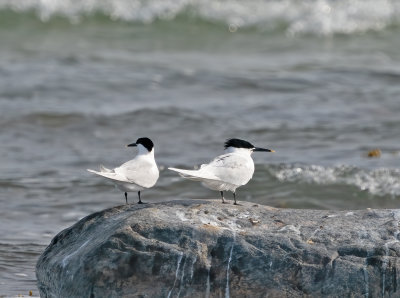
273, 164, 400, 196
1, 0, 399, 35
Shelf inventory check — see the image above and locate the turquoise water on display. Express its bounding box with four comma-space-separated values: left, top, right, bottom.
1, 0, 400, 295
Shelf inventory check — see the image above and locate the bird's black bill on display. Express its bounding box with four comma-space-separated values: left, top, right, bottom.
253, 147, 275, 152
127, 143, 137, 147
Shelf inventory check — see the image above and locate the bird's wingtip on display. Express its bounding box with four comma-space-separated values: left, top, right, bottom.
169, 167, 187, 172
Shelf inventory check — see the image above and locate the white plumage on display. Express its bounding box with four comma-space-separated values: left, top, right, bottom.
169, 138, 274, 204
87, 137, 159, 204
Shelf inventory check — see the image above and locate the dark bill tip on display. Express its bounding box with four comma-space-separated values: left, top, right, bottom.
253, 147, 275, 152
126, 143, 137, 147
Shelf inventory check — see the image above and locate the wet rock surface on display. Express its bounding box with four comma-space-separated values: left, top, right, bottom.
36, 200, 400, 297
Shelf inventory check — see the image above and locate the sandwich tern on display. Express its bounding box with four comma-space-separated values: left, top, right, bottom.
169, 138, 274, 204
87, 137, 159, 204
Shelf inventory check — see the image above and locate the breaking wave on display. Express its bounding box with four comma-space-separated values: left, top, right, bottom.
1, 0, 400, 35
270, 164, 400, 196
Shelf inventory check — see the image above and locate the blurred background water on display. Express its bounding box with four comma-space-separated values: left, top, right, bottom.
1, 0, 400, 295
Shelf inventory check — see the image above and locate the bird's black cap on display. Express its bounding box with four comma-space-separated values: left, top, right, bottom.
224, 138, 254, 149
127, 137, 154, 152
224, 138, 275, 152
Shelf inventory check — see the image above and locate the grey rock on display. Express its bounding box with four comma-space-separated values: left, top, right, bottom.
36, 200, 400, 297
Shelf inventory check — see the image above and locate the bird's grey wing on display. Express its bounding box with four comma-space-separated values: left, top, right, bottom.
202, 153, 254, 186
168, 167, 220, 181
206, 153, 248, 169
87, 169, 131, 183
115, 158, 159, 188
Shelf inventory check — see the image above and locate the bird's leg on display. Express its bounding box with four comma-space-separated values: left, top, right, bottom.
233, 192, 237, 205
138, 191, 143, 204
220, 191, 227, 204
125, 192, 128, 205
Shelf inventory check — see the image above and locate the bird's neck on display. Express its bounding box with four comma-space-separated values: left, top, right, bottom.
137, 146, 155, 159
